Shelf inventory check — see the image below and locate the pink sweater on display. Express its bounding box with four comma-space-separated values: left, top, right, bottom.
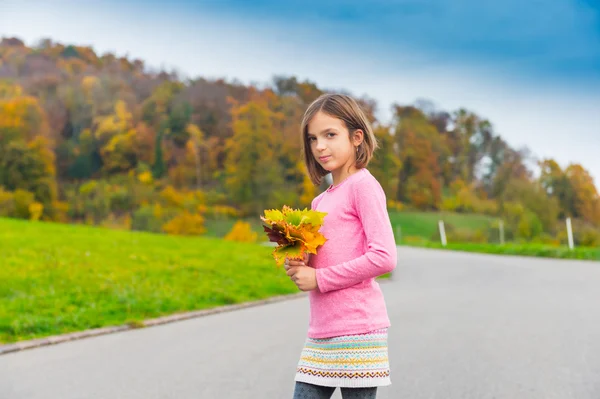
308, 168, 397, 339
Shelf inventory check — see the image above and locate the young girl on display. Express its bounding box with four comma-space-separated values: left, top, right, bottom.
285, 94, 397, 399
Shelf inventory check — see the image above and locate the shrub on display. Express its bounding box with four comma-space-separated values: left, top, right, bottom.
224, 221, 258, 243
162, 211, 206, 236
28, 202, 43, 221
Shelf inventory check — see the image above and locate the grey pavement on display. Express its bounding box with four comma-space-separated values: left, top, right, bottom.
1, 247, 600, 398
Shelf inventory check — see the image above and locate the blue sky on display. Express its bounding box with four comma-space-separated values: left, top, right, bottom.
1, 0, 599, 184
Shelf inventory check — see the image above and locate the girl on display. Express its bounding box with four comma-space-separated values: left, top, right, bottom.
285, 94, 397, 399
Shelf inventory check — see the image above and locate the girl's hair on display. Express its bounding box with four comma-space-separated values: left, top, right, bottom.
301, 93, 378, 186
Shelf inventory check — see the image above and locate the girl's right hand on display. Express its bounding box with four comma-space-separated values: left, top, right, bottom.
284, 253, 309, 271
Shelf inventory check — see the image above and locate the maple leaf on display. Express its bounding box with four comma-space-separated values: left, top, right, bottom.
260, 206, 328, 267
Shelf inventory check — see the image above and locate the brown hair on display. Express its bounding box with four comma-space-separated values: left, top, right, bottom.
301, 93, 378, 186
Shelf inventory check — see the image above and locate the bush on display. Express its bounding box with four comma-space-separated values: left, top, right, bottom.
441, 179, 498, 215
162, 211, 206, 236
206, 205, 240, 219
387, 200, 404, 212
224, 221, 258, 242
28, 202, 43, 221
131, 204, 166, 233
0, 187, 15, 217
13, 189, 36, 219
108, 185, 134, 214
578, 226, 600, 247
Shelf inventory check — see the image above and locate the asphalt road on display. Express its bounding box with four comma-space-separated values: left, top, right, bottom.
2, 247, 600, 399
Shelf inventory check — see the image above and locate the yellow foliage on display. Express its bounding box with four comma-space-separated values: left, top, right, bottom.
153, 203, 164, 219
0, 94, 49, 140
138, 171, 153, 185
207, 205, 239, 218
28, 202, 44, 221
159, 186, 186, 208
0, 188, 15, 217
299, 165, 317, 207
185, 123, 204, 142
0, 82, 22, 98
79, 180, 98, 195
81, 75, 100, 96
442, 179, 498, 215
100, 128, 138, 172
224, 221, 258, 242
94, 100, 132, 142
13, 189, 35, 219
162, 211, 206, 236
387, 200, 404, 212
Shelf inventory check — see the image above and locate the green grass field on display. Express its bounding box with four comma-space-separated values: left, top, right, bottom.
204, 211, 496, 241
0, 217, 297, 344
387, 211, 495, 240
2, 211, 596, 344
404, 242, 600, 261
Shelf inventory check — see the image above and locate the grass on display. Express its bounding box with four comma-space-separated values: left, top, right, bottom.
0, 217, 297, 344
388, 211, 495, 240
3, 210, 594, 343
403, 241, 600, 261
205, 211, 496, 241
387, 211, 598, 261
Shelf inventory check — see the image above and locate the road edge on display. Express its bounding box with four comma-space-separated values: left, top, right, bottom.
0, 291, 308, 356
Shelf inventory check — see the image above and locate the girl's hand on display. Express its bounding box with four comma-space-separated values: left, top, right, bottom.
286, 266, 318, 292
284, 254, 317, 292
283, 253, 310, 272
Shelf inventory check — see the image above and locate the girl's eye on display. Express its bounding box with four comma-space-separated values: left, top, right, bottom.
327, 133, 336, 138
308, 137, 316, 142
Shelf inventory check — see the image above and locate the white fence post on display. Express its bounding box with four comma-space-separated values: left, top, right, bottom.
566, 217, 574, 250
438, 220, 447, 247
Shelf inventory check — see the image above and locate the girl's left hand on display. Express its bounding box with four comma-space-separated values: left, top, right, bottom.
286, 265, 318, 292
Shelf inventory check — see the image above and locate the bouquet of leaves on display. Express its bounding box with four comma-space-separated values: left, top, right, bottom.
260, 205, 327, 267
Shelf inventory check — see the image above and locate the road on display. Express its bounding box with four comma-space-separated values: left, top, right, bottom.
1, 247, 600, 398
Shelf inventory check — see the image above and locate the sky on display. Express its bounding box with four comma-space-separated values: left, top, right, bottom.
1, 0, 599, 184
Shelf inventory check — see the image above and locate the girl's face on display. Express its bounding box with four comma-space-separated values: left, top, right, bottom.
307, 111, 362, 181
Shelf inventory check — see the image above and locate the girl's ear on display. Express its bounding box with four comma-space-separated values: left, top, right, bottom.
353, 129, 364, 146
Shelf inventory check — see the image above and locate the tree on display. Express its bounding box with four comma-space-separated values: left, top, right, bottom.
185, 123, 205, 189
0, 136, 57, 207
565, 164, 600, 224
369, 126, 401, 199
539, 159, 573, 219
393, 106, 444, 209
224, 100, 285, 215
448, 109, 493, 184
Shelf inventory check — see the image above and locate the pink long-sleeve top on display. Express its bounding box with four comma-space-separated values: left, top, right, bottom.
308, 168, 397, 339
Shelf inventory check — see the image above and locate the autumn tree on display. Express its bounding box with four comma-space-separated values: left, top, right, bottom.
224, 100, 286, 215
369, 125, 401, 199
393, 106, 444, 209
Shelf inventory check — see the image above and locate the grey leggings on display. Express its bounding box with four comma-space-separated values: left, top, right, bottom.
293, 382, 377, 399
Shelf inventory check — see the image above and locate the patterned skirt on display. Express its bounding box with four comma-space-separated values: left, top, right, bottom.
295, 328, 391, 388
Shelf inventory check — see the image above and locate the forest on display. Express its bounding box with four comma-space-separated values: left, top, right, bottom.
1, 36, 599, 246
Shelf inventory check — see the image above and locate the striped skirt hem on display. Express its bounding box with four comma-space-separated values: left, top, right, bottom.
294, 328, 391, 388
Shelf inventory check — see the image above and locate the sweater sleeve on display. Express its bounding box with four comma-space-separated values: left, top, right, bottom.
315, 176, 397, 293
